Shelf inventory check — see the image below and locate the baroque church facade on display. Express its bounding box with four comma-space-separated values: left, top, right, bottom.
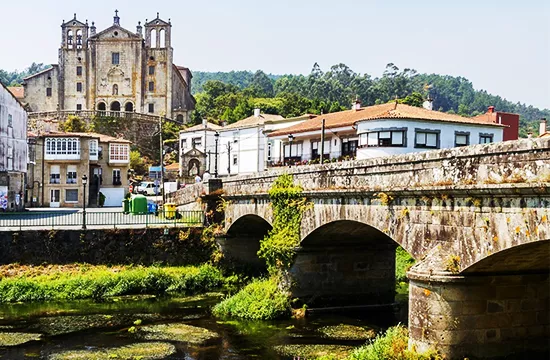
22, 11, 195, 123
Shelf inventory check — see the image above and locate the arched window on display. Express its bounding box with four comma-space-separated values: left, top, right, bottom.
159, 29, 166, 48
76, 29, 83, 49
176, 114, 184, 123
67, 30, 74, 49
112, 84, 118, 95
110, 101, 121, 117
97, 102, 106, 111
124, 102, 134, 112
150, 29, 157, 48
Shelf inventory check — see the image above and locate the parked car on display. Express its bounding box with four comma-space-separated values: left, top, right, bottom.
137, 181, 160, 196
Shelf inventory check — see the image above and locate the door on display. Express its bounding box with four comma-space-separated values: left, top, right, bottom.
89, 167, 101, 206
50, 189, 60, 208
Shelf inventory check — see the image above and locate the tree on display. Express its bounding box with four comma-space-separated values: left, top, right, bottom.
130, 150, 148, 175
58, 115, 88, 132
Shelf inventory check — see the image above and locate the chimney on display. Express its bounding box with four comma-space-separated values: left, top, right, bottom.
254, 108, 261, 117
352, 98, 362, 111
488, 106, 495, 113
422, 98, 433, 111
540, 118, 547, 136
527, 132, 533, 139
202, 119, 207, 127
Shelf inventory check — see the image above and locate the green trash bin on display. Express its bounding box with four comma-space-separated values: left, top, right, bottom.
131, 195, 148, 215
122, 199, 130, 214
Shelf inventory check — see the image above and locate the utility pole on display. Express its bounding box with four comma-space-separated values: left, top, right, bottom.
320, 118, 325, 163
214, 132, 219, 177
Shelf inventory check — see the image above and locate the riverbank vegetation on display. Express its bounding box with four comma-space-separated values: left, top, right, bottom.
0, 263, 227, 303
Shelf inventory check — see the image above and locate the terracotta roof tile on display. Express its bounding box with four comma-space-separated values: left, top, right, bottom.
183, 122, 222, 132
165, 162, 180, 171
269, 103, 503, 137
222, 113, 285, 130
7, 87, 24, 99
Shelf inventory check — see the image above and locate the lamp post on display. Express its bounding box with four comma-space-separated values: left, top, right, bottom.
287, 134, 294, 166
82, 175, 87, 230
214, 132, 219, 178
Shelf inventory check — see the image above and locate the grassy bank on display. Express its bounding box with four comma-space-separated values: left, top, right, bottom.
0, 263, 226, 303
319, 325, 441, 360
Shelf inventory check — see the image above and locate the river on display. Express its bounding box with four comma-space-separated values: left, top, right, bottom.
0, 293, 407, 359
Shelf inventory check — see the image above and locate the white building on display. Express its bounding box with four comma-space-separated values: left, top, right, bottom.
268, 101, 505, 164
178, 110, 313, 179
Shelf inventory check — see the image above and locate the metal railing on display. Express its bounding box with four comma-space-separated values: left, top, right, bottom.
0, 210, 204, 231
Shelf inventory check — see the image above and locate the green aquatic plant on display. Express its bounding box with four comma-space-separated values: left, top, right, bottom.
49, 342, 175, 360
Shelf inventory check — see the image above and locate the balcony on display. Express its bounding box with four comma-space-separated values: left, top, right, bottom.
44, 153, 81, 161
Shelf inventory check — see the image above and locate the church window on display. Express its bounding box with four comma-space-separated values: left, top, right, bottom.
159, 29, 166, 48
148, 103, 154, 113
112, 84, 118, 95
150, 29, 157, 48
76, 82, 82, 92
67, 30, 73, 49
148, 81, 154, 92
76, 66, 82, 76
148, 65, 155, 75
176, 114, 184, 123
46, 88, 52, 97
76, 104, 82, 111
76, 30, 83, 49
112, 52, 120, 65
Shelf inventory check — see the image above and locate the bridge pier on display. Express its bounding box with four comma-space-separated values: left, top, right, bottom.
408, 271, 550, 359
288, 243, 397, 307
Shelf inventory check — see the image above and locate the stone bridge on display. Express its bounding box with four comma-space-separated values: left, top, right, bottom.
174, 138, 550, 359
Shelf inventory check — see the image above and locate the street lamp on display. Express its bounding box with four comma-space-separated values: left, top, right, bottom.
82, 175, 88, 230
214, 132, 219, 178
287, 134, 294, 166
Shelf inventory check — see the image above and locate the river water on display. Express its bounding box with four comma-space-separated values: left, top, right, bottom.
0, 293, 407, 359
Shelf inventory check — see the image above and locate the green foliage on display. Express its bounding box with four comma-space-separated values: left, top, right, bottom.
395, 247, 415, 283
191, 63, 550, 134
258, 174, 309, 273
0, 264, 225, 303
130, 150, 148, 175
347, 325, 442, 360
57, 115, 88, 132
212, 277, 291, 320
0, 63, 51, 86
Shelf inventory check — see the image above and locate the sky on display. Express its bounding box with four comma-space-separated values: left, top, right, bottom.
1, 0, 549, 109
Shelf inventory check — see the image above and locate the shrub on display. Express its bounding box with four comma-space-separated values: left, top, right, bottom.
395, 247, 415, 283
212, 277, 291, 320
348, 325, 441, 360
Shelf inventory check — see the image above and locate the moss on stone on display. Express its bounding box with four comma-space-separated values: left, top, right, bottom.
49, 342, 175, 360
273, 344, 353, 359
318, 324, 377, 341
137, 323, 221, 345
0, 332, 41, 346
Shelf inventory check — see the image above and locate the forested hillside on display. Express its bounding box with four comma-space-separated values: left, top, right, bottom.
0, 63, 51, 87
192, 63, 549, 137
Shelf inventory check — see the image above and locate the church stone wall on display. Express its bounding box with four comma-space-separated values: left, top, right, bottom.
23, 67, 59, 112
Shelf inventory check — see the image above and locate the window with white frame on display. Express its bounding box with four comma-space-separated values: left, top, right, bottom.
181, 138, 187, 149
455, 131, 470, 147
109, 143, 129, 162
415, 129, 440, 149
192, 137, 202, 147
65, 189, 78, 202
50, 165, 60, 184
359, 129, 406, 147
232, 155, 238, 166
112, 169, 121, 185
267, 142, 272, 161
284, 142, 302, 158
311, 139, 331, 158
45, 138, 80, 159
6, 144, 13, 169
479, 133, 493, 144
66, 165, 77, 184
89, 139, 98, 160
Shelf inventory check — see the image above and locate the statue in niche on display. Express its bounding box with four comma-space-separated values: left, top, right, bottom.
188, 160, 199, 177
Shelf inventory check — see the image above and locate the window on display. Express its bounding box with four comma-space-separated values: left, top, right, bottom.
50, 165, 60, 184
455, 132, 470, 147
76, 66, 82, 76
65, 189, 78, 202
148, 103, 154, 113
192, 137, 202, 147
267, 142, 272, 161
45, 138, 80, 159
76, 104, 82, 111
148, 81, 155, 92
284, 143, 302, 158
109, 143, 129, 162
89, 139, 98, 159
112, 169, 121, 185
233, 155, 238, 166
311, 139, 331, 158
181, 138, 187, 149
66, 165, 77, 184
76, 82, 82, 92
415, 129, 440, 149
359, 129, 406, 147
148, 65, 155, 75
112, 52, 120, 65
46, 88, 52, 97
7, 114, 12, 128
342, 138, 358, 157
480, 133, 494, 144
